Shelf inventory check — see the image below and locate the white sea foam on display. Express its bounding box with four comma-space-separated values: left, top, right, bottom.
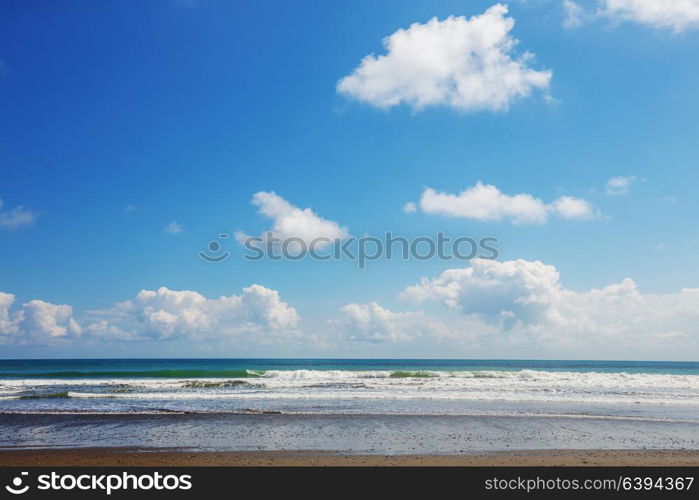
1, 370, 698, 408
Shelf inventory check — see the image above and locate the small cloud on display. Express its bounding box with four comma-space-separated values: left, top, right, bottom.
600, 0, 699, 33
403, 201, 417, 214
164, 221, 183, 235
236, 191, 348, 249
0, 59, 9, 76
562, 0, 584, 28
0, 197, 38, 230
655, 244, 667, 252
605, 175, 636, 195
125, 204, 136, 212
411, 182, 598, 225
662, 196, 677, 204
550, 196, 597, 220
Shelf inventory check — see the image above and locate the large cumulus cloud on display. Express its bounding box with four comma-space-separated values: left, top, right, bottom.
337, 4, 551, 112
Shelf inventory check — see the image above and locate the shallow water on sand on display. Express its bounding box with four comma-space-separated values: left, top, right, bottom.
1, 413, 698, 453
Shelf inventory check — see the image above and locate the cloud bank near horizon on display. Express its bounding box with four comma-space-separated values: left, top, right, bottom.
2, 259, 699, 359
0, 285, 300, 346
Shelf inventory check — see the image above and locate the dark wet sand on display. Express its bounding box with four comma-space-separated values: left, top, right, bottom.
3, 413, 699, 453
2, 413, 698, 466
1, 448, 699, 466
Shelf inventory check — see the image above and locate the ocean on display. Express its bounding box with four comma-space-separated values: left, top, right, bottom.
1, 358, 698, 421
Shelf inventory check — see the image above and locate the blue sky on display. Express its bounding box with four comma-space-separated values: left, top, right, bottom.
1, 1, 699, 359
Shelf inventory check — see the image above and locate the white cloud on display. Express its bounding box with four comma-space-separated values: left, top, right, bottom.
82, 320, 136, 341
0, 293, 81, 343
399, 258, 699, 356
97, 285, 300, 341
337, 4, 552, 112
605, 175, 636, 195
0, 197, 38, 229
334, 301, 487, 344
601, 0, 699, 32
337, 303, 422, 342
18, 300, 81, 338
337, 258, 699, 354
402, 201, 417, 214
550, 196, 595, 218
563, 0, 585, 28
0, 285, 299, 344
401, 258, 561, 323
0, 292, 18, 336
236, 191, 348, 249
125, 204, 136, 212
164, 221, 183, 234
5, 264, 699, 357
411, 182, 596, 224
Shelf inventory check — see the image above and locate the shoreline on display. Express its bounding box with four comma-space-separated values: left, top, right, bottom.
1, 448, 699, 466
2, 412, 699, 454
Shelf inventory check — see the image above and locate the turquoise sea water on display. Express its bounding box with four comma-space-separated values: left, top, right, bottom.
1, 359, 698, 420
1, 358, 699, 378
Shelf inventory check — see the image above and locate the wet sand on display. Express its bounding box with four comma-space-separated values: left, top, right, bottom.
2, 413, 699, 453
1, 412, 698, 466
1, 448, 699, 466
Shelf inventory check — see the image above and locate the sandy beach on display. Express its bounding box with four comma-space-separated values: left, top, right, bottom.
2, 412, 699, 453
1, 448, 699, 466
1, 412, 698, 466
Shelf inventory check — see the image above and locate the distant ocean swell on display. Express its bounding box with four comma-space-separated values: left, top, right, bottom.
0, 369, 267, 379
4, 367, 699, 380
0, 368, 560, 379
